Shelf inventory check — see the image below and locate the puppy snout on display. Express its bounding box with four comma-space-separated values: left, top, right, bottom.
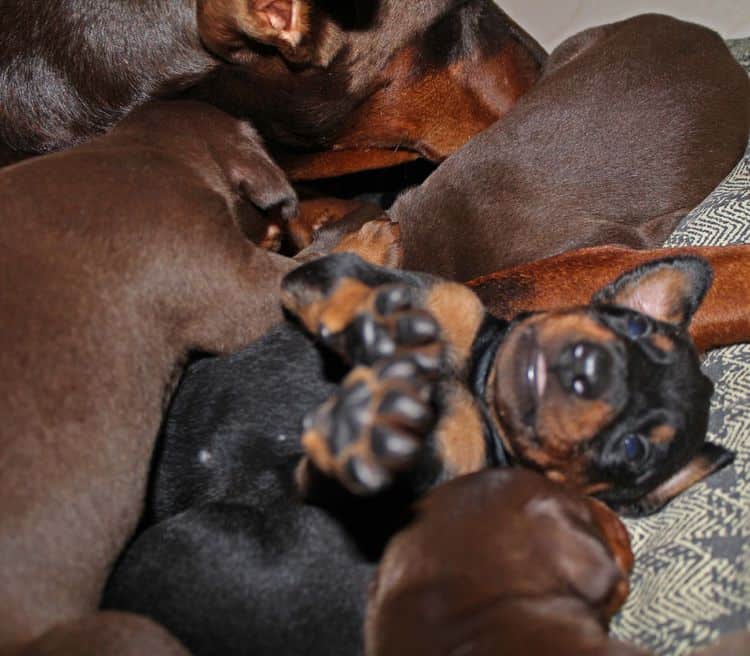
555, 341, 613, 399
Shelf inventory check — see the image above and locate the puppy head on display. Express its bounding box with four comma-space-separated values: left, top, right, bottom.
366, 470, 632, 655
196, 1, 544, 179
492, 257, 733, 516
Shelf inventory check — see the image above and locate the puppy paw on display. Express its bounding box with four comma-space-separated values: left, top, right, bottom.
300, 358, 437, 494
327, 284, 447, 374
284, 267, 444, 371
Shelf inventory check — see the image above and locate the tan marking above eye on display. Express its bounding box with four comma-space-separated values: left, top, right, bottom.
649, 424, 676, 444
649, 333, 675, 353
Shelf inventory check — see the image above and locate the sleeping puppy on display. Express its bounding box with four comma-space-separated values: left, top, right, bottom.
0, 100, 298, 655
388, 14, 750, 280
103, 253, 731, 655
366, 468, 650, 656
0, 0, 543, 173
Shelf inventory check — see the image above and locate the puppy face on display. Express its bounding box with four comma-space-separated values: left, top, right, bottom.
491, 257, 733, 516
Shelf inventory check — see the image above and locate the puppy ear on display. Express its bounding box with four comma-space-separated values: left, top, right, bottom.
198, 0, 312, 64
592, 256, 712, 328
617, 443, 734, 517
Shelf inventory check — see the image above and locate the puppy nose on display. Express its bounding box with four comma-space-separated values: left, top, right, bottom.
556, 342, 613, 399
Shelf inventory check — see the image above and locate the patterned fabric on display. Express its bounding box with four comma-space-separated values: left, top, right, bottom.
610, 37, 750, 654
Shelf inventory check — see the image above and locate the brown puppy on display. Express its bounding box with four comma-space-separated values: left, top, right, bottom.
366, 469, 649, 656
0, 0, 543, 175
389, 14, 750, 281
0, 100, 298, 654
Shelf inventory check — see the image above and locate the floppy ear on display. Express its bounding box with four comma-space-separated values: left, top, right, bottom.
618, 443, 734, 517
591, 256, 712, 328
198, 0, 313, 64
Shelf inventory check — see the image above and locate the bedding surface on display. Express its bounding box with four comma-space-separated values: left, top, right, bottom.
611, 37, 750, 653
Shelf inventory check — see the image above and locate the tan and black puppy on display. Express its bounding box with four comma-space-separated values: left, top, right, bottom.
366, 468, 649, 656
283, 253, 731, 516
0, 100, 298, 654
0, 0, 544, 174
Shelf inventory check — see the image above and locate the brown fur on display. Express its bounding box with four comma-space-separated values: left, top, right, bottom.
0, 101, 298, 654
649, 425, 676, 445
433, 387, 487, 476
366, 470, 648, 656
331, 221, 402, 270
424, 283, 486, 366
390, 14, 750, 281
197, 0, 314, 65
469, 244, 750, 354
0, 1, 544, 174
286, 197, 370, 249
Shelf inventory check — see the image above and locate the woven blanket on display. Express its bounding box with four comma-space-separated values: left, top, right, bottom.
611, 37, 750, 654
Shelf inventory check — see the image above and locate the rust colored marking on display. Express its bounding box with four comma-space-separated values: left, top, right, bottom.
332, 220, 402, 267
276, 148, 420, 181
282, 276, 373, 335
301, 429, 337, 474
649, 424, 676, 445
468, 244, 750, 354
435, 388, 486, 477
650, 333, 675, 353
425, 283, 484, 367
288, 197, 368, 248
332, 37, 541, 163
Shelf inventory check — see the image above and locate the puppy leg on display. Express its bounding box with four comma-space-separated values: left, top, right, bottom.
9, 612, 188, 656
299, 360, 487, 495
282, 253, 486, 373
298, 358, 438, 495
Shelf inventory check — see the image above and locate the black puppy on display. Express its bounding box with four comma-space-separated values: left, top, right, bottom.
103, 253, 732, 655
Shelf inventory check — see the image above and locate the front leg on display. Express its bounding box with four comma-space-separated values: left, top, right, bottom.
281, 253, 486, 374
284, 254, 490, 495
297, 361, 488, 495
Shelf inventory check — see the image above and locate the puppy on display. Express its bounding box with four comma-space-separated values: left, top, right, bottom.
0, 0, 543, 174
0, 100, 297, 653
366, 469, 650, 656
388, 14, 750, 280
103, 253, 731, 654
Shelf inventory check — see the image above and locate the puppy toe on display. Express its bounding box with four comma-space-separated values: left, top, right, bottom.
375, 285, 413, 315
395, 311, 440, 346
377, 389, 434, 432
370, 426, 421, 467
344, 455, 392, 494
344, 314, 396, 364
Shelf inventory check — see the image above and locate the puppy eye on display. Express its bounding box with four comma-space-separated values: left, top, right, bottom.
621, 433, 649, 467
626, 314, 650, 339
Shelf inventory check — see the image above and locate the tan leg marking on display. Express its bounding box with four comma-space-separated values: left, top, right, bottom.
332, 220, 403, 268
425, 283, 485, 367
434, 386, 487, 477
